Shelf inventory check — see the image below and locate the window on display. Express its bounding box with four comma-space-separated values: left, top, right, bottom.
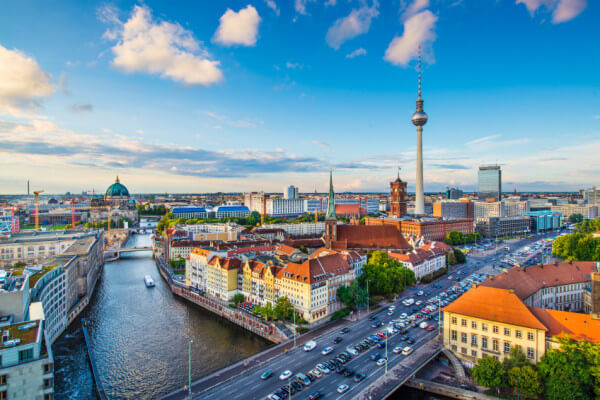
461, 333, 467, 343
482, 337, 488, 349
482, 323, 488, 331
18, 348, 33, 362
504, 328, 511, 336
527, 347, 535, 360
516, 330, 522, 339
0, 391, 6, 400
44, 378, 53, 388
472, 321, 477, 329
504, 342, 511, 354
451, 330, 457, 341
461, 347, 467, 354
471, 350, 478, 357
43, 363, 53, 374
461, 319, 467, 327
471, 334, 478, 346
451, 344, 457, 351
451, 317, 457, 325
44, 394, 53, 400
493, 339, 499, 352
0, 375, 5, 385
528, 332, 534, 341
493, 325, 499, 334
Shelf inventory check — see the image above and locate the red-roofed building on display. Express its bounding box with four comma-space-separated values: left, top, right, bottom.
389, 246, 446, 280
335, 203, 365, 219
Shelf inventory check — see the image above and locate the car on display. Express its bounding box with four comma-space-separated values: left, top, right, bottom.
368, 315, 377, 320
400, 313, 408, 319
321, 346, 334, 355
279, 370, 294, 380
337, 384, 350, 394
401, 335, 408, 341
336, 366, 346, 374
341, 327, 350, 334
306, 372, 316, 382
387, 310, 394, 316
333, 336, 343, 344
377, 342, 385, 349
296, 373, 311, 386
371, 321, 381, 328
268, 394, 282, 400
343, 368, 355, 377
306, 391, 323, 400
310, 369, 322, 378
353, 373, 366, 382
407, 339, 415, 345
426, 325, 436, 331
261, 370, 274, 380
370, 352, 380, 361
316, 364, 330, 374
393, 346, 403, 354
388, 305, 396, 311
376, 358, 387, 366
291, 381, 303, 391
402, 347, 413, 355
417, 290, 424, 296
274, 390, 288, 399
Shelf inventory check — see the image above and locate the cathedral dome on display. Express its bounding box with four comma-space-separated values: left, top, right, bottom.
105, 176, 129, 197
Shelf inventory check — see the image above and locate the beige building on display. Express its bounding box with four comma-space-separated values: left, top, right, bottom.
550, 204, 599, 220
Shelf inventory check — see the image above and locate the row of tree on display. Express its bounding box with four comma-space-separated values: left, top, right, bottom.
472, 337, 600, 400
136, 204, 168, 216
444, 230, 482, 246
576, 217, 600, 234
552, 218, 600, 261
84, 217, 133, 229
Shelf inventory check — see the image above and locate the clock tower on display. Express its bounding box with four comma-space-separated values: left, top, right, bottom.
390, 168, 407, 218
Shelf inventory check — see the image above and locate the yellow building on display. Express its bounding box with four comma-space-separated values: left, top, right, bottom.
241, 259, 280, 306
443, 285, 600, 367
206, 256, 241, 301
443, 286, 547, 366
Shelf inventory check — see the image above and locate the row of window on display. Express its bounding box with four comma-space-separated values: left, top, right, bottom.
450, 331, 536, 359
451, 317, 535, 341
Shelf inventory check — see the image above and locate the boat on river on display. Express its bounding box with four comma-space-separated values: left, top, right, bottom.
144, 275, 155, 288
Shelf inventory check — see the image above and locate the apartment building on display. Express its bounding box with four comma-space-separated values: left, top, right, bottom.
388, 246, 446, 280
205, 257, 242, 301
550, 204, 599, 220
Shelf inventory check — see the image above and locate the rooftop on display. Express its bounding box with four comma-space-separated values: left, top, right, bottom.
442, 286, 547, 331
27, 265, 60, 289
529, 307, 600, 343
0, 320, 41, 350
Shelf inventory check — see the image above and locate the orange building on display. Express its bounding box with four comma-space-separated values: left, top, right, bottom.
364, 217, 474, 241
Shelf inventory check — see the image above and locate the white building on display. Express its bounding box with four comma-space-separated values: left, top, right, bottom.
265, 198, 304, 217
262, 222, 325, 236
284, 185, 299, 200
389, 247, 446, 280
170, 206, 208, 219
243, 192, 265, 213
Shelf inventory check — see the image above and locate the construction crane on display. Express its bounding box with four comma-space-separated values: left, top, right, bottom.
33, 190, 44, 231
71, 199, 76, 229
89, 205, 113, 232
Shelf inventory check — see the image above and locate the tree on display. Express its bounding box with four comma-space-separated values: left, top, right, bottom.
569, 213, 584, 224
274, 297, 294, 321
447, 251, 457, 265
231, 293, 245, 305
543, 371, 582, 400
471, 356, 505, 389
507, 365, 542, 399
358, 251, 415, 297
453, 248, 466, 264
255, 302, 275, 321
14, 261, 26, 268
298, 246, 308, 254
337, 280, 368, 310
502, 345, 530, 371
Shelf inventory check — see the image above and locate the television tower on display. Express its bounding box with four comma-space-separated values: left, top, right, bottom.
411, 45, 428, 215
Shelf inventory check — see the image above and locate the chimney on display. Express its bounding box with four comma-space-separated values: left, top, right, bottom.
508, 289, 514, 294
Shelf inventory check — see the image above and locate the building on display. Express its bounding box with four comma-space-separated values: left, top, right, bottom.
473, 200, 529, 219
584, 186, 600, 205
0, 215, 19, 234
475, 216, 530, 238
243, 192, 265, 214
89, 176, 138, 225
525, 210, 562, 233
433, 200, 469, 219
261, 222, 325, 236
265, 198, 304, 217
205, 257, 242, 300
388, 246, 446, 280
443, 284, 600, 366
213, 205, 250, 219
334, 203, 365, 219
550, 204, 599, 220
478, 165, 502, 201
284, 185, 299, 200
389, 171, 408, 218
446, 187, 463, 200
304, 199, 326, 214
0, 318, 54, 400
365, 217, 474, 242
479, 261, 599, 312
310, 248, 366, 280
503, 200, 529, 217
171, 207, 208, 220
28, 263, 68, 344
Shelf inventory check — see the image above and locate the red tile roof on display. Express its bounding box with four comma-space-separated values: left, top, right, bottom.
277, 253, 352, 284
529, 307, 600, 343
335, 204, 362, 215
332, 225, 411, 251
442, 286, 547, 331
389, 247, 445, 265
208, 256, 241, 270
480, 261, 597, 300
276, 244, 299, 256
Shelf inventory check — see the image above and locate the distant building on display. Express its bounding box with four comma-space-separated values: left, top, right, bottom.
389, 172, 408, 218
365, 217, 474, 242
389, 246, 446, 280
525, 210, 562, 233
475, 216, 530, 238
89, 176, 137, 225
584, 186, 600, 205
265, 198, 304, 217
446, 186, 463, 200
473, 200, 528, 219
243, 192, 265, 214
171, 207, 208, 220
433, 200, 469, 219
478, 165, 502, 201
213, 205, 250, 219
550, 204, 599, 220
284, 185, 299, 200
261, 222, 325, 236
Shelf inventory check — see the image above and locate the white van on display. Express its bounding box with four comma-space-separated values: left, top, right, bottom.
346, 346, 359, 356
304, 340, 317, 352
419, 321, 428, 329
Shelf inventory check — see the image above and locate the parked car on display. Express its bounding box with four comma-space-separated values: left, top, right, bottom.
353, 373, 366, 382
316, 364, 330, 374
337, 384, 350, 394
321, 346, 334, 355
261, 370, 274, 380
280, 370, 293, 380
306, 391, 323, 400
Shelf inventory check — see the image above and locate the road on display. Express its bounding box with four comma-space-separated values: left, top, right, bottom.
191, 231, 561, 400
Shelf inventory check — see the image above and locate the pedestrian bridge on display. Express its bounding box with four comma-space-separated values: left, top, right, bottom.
105, 246, 153, 262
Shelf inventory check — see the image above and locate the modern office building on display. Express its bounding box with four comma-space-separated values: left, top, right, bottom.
475, 216, 530, 238
584, 186, 600, 205
212, 205, 250, 219
283, 185, 299, 200
243, 192, 265, 214
478, 165, 502, 201
446, 186, 464, 200
171, 207, 208, 220
525, 210, 562, 232
473, 200, 528, 219
433, 200, 469, 219
265, 198, 304, 217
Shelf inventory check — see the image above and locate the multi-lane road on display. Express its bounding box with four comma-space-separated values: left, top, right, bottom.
194, 232, 561, 400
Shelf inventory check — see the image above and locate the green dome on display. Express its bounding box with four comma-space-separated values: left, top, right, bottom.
106, 176, 129, 197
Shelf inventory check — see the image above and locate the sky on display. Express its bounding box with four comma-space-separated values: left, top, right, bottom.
0, 0, 598, 195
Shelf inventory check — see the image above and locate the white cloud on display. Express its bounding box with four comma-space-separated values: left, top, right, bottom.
0, 45, 54, 116
402, 0, 430, 20
286, 61, 304, 69
264, 0, 280, 15
346, 48, 367, 58
593, 115, 600, 120
203, 111, 263, 129
384, 10, 437, 66
103, 5, 223, 86
295, 0, 312, 14
311, 140, 332, 152
515, 0, 587, 23
213, 5, 261, 47
325, 0, 337, 5
326, 2, 379, 50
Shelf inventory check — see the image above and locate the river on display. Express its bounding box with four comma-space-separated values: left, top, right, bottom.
53, 233, 270, 399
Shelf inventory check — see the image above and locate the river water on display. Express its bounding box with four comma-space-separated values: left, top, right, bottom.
53, 233, 270, 399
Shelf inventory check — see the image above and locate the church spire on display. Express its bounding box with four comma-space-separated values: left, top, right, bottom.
325, 169, 337, 220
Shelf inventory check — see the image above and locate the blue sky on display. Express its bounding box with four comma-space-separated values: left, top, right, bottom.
0, 0, 598, 194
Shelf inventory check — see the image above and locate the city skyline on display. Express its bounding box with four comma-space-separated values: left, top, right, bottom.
1, 0, 598, 194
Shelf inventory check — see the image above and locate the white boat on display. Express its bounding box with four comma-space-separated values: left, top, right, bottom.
144, 275, 155, 288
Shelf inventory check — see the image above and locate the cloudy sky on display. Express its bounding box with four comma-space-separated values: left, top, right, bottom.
0, 0, 598, 194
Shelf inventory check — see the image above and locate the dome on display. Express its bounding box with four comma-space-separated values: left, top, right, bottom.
411, 111, 428, 126
106, 176, 130, 197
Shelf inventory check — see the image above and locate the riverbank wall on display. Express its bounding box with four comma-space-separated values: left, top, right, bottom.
154, 255, 288, 344
405, 378, 496, 400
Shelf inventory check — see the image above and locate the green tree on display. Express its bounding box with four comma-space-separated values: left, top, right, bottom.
231, 293, 245, 305
569, 213, 584, 224
507, 365, 542, 399
453, 248, 466, 264
358, 251, 415, 297
471, 356, 505, 390
543, 371, 582, 400
274, 297, 294, 321
447, 251, 457, 265
337, 280, 368, 310
502, 345, 530, 371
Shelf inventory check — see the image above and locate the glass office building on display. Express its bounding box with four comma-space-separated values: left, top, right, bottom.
478, 165, 502, 201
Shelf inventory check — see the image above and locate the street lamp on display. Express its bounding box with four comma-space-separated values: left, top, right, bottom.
188, 339, 193, 399
292, 306, 296, 348
366, 279, 370, 314
385, 331, 388, 375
